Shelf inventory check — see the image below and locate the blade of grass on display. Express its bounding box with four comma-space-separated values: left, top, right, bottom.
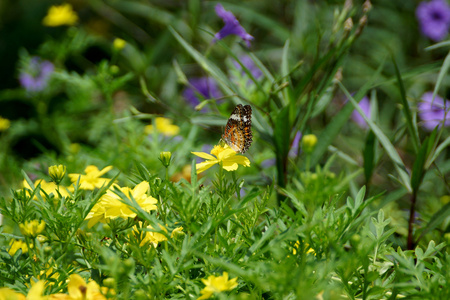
310, 60, 385, 167
340, 82, 412, 192
426, 136, 450, 168
431, 50, 450, 107
392, 57, 420, 154
416, 203, 450, 244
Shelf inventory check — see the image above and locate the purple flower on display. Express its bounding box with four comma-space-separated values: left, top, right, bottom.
182, 77, 223, 110
213, 4, 254, 47
289, 131, 302, 158
19, 57, 54, 92
418, 92, 450, 130
233, 55, 263, 80
351, 96, 371, 129
416, 0, 450, 41
261, 158, 275, 168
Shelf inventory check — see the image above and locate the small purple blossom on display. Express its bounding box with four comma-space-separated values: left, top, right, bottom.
289, 131, 302, 158
19, 57, 54, 92
416, 0, 450, 41
182, 77, 223, 110
418, 92, 450, 130
351, 96, 371, 129
261, 158, 275, 168
233, 55, 263, 80
213, 4, 254, 47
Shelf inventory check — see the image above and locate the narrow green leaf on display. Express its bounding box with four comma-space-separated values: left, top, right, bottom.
310, 60, 385, 167
392, 57, 420, 154
432, 50, 450, 105
411, 128, 437, 193
274, 106, 291, 188
281, 39, 293, 107
363, 130, 376, 185
410, 138, 430, 193
426, 136, 450, 168
169, 27, 236, 95
417, 203, 450, 243
340, 82, 412, 192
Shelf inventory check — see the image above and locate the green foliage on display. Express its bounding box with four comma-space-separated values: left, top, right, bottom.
0, 0, 449, 298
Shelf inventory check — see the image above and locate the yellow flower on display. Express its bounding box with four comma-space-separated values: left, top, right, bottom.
302, 134, 318, 153
8, 239, 28, 256
145, 117, 180, 136
132, 222, 183, 247
25, 281, 48, 300
113, 38, 126, 50
48, 165, 66, 185
85, 181, 158, 228
0, 116, 11, 131
0, 287, 25, 300
50, 274, 106, 300
42, 4, 78, 27
19, 220, 46, 237
198, 272, 238, 300
192, 145, 250, 174
23, 179, 71, 199
68, 165, 113, 190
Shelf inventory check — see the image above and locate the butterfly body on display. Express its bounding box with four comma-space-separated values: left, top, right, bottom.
222, 104, 253, 153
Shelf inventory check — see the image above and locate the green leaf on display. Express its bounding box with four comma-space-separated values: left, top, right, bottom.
426, 136, 450, 168
274, 106, 291, 188
340, 82, 412, 193
281, 39, 293, 107
431, 50, 450, 105
410, 128, 437, 193
417, 202, 450, 243
392, 57, 420, 153
310, 60, 385, 167
363, 130, 377, 185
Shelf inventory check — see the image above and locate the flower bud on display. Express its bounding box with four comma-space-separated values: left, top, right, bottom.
103, 277, 116, 288
0, 116, 11, 131
159, 152, 172, 168
113, 38, 126, 50
48, 164, 66, 184
302, 134, 318, 153
363, 0, 372, 13
344, 17, 353, 32
134, 289, 149, 300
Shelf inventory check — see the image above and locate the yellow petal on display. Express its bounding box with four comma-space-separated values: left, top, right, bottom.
67, 274, 86, 299
191, 152, 216, 160
132, 181, 149, 198
196, 161, 218, 174
217, 149, 237, 161
222, 162, 239, 171
97, 166, 113, 176
222, 156, 250, 171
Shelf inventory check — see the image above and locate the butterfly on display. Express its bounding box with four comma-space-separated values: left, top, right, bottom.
221, 104, 253, 153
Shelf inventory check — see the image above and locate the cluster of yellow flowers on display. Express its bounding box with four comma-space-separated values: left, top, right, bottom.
0, 274, 112, 300
10, 127, 259, 299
